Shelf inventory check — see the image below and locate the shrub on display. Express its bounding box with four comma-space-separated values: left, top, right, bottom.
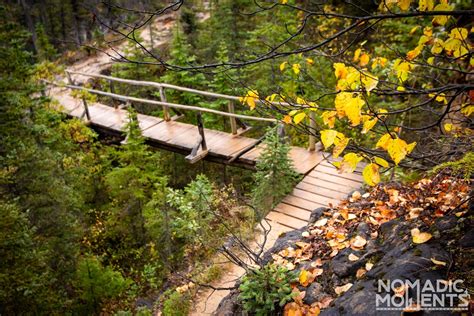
162, 290, 191, 316
239, 264, 297, 315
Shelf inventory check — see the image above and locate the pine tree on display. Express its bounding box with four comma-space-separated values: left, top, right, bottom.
252, 127, 300, 215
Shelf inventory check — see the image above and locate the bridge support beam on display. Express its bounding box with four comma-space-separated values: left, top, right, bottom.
185, 112, 209, 163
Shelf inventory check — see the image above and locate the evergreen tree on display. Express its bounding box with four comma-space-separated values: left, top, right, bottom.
252, 127, 300, 215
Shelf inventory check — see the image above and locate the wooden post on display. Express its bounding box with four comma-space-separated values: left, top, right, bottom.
227, 101, 237, 135
308, 111, 316, 151
66, 71, 75, 85
159, 86, 171, 121
109, 79, 118, 109
197, 112, 207, 151
82, 97, 91, 121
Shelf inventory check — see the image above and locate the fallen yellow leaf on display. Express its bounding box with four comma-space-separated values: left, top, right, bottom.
430, 258, 447, 266
411, 228, 432, 244
334, 283, 353, 295
348, 253, 360, 261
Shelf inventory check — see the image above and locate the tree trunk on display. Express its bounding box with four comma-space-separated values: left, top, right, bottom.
20, 0, 38, 54
70, 0, 82, 45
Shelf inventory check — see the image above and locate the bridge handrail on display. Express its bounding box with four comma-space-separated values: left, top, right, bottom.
61, 71, 317, 150
45, 80, 278, 123
65, 70, 310, 109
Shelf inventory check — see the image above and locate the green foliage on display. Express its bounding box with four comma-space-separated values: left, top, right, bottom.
432, 152, 474, 179
0, 200, 52, 314
74, 256, 132, 313
36, 23, 57, 60
162, 290, 191, 316
161, 26, 207, 107
252, 127, 300, 215
239, 264, 297, 315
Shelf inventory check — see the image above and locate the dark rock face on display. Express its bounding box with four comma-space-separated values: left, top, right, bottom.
216, 206, 470, 316
310, 207, 329, 223
322, 220, 455, 316
261, 227, 306, 265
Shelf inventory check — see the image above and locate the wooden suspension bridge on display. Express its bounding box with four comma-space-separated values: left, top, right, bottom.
46, 71, 364, 231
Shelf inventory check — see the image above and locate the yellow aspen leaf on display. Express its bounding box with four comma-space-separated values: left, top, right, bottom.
432, 3, 452, 26
406, 141, 416, 154
333, 133, 349, 158
359, 53, 370, 67
348, 253, 360, 261
461, 105, 474, 116
333, 63, 348, 79
345, 94, 365, 126
418, 35, 431, 46
334, 283, 353, 295
361, 72, 379, 92
296, 96, 306, 105
419, 0, 434, 11
411, 228, 432, 244
427, 57, 435, 65
393, 59, 413, 83
444, 38, 469, 58
429, 93, 447, 104
280, 0, 288, 4
321, 111, 337, 128
353, 48, 362, 62
306, 58, 314, 65
409, 26, 419, 34
280, 61, 287, 71
423, 27, 433, 37
341, 153, 363, 172
351, 235, 367, 249
308, 101, 318, 109
282, 115, 292, 124
362, 117, 377, 133
314, 217, 328, 227
397, 0, 411, 10
387, 138, 415, 165
334, 92, 349, 118
376, 133, 393, 150
293, 112, 307, 124
266, 93, 277, 102
430, 258, 447, 266
284, 302, 303, 316
397, 86, 406, 91
431, 38, 444, 54
450, 28, 468, 40
444, 123, 453, 132
363, 163, 381, 186
320, 129, 338, 149
407, 45, 423, 61
374, 157, 389, 168
241, 90, 259, 110
292, 63, 301, 75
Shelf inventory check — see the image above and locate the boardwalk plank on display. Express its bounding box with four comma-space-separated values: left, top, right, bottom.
296, 181, 348, 200
266, 211, 307, 230
282, 195, 326, 211
313, 164, 365, 181
291, 188, 341, 207
308, 170, 364, 188
274, 203, 311, 221
301, 176, 356, 194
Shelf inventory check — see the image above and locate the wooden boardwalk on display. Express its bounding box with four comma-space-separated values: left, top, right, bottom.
265, 159, 364, 230
50, 86, 322, 174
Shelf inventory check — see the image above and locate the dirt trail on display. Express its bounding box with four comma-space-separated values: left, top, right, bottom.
65, 13, 176, 86
189, 222, 291, 315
